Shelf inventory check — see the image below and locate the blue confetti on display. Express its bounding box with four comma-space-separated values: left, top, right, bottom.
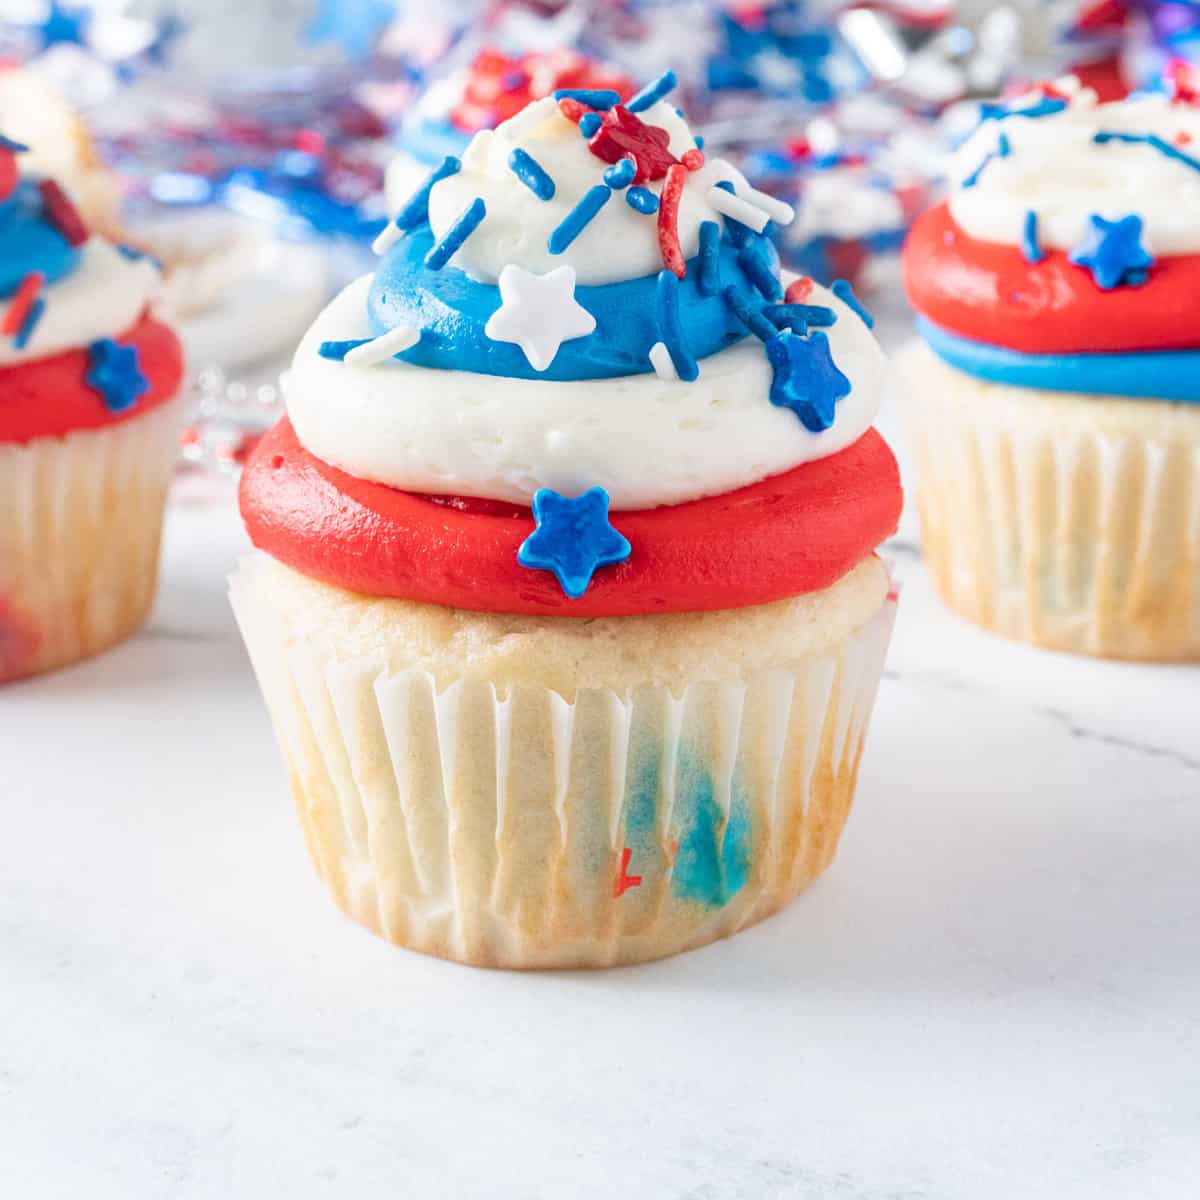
508, 148, 555, 201
1068, 213, 1154, 289
627, 69, 677, 113
765, 330, 851, 432
85, 339, 150, 413
579, 112, 602, 138
14, 297, 44, 349
656, 270, 698, 382
548, 185, 610, 254
625, 186, 659, 214
518, 487, 631, 599
722, 286, 777, 342
1021, 210, 1045, 264
697, 221, 722, 296
831, 278, 874, 328
737, 235, 783, 301
553, 88, 621, 109
394, 156, 460, 232
1093, 130, 1200, 176
424, 197, 486, 270
602, 158, 636, 190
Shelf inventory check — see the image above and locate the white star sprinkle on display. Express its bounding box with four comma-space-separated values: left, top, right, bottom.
484, 264, 596, 372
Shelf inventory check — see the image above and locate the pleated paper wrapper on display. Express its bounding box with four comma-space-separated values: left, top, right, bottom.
231, 553, 898, 969
0, 396, 183, 683
903, 343, 1200, 661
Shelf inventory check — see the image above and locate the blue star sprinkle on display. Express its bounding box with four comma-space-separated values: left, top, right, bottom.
518, 487, 631, 599
85, 339, 150, 413
1068, 214, 1154, 290
36, 2, 91, 49
305, 0, 395, 59
765, 330, 850, 433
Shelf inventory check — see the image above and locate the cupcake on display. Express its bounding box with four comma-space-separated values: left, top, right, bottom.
386, 47, 633, 209
903, 80, 1200, 659
0, 137, 185, 683
233, 78, 902, 968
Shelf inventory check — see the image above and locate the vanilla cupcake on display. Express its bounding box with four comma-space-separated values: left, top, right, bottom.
903, 81, 1200, 660
0, 138, 185, 682
234, 78, 902, 968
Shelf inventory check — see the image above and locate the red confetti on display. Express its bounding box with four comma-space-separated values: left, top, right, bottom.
657, 163, 688, 279
785, 276, 815, 304
1, 272, 44, 337
588, 104, 677, 184
37, 179, 89, 247
681, 148, 705, 172
613, 848, 643, 898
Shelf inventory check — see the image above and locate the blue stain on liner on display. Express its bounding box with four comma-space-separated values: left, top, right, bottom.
1093, 130, 1200, 175
424, 197, 486, 270
602, 158, 636, 189
916, 316, 1200, 403
655, 269, 699, 381
627, 69, 677, 113
697, 221, 721, 295
13, 296, 45, 349
553, 87, 621, 109
737, 235, 783, 301
1021, 210, 1045, 263
548, 184, 610, 254
393, 154, 460, 232
578, 111, 602, 138
832, 278, 874, 328
722, 285, 777, 342
508, 148, 555, 200
625, 186, 658, 214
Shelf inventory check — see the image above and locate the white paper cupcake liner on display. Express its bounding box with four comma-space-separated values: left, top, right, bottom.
0, 395, 183, 682
231, 553, 897, 968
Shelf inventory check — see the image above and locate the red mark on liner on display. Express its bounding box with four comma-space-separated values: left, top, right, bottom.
613, 847, 643, 898
37, 179, 89, 247
2, 271, 44, 336
657, 163, 688, 279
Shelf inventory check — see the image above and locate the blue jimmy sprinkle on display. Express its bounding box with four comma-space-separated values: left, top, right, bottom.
394, 155, 460, 232
694, 134, 705, 151
1093, 130, 1200, 175
318, 338, 372, 361
14, 297, 45, 349
655, 270, 698, 381
424, 197, 486, 270
579, 112, 602, 138
722, 286, 778, 342
764, 302, 837, 332
737, 236, 783, 301
962, 132, 1010, 188
548, 185, 610, 254
625, 186, 658, 214
1021, 210, 1045, 263
553, 88, 621, 110
978, 96, 1067, 126
603, 158, 636, 189
697, 221, 721, 296
832, 278, 874, 328
627, 69, 677, 114
508, 148, 555, 200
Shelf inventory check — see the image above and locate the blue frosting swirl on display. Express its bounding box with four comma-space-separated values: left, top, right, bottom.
0, 181, 81, 297
367, 222, 772, 381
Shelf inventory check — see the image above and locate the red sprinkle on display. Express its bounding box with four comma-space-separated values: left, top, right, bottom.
657, 163, 688, 280
681, 148, 705, 172
1038, 81, 1071, 102
1177, 131, 1193, 146
785, 276, 815, 304
37, 179, 89, 247
1, 271, 44, 337
613, 848, 643, 898
558, 97, 586, 123
588, 104, 677, 184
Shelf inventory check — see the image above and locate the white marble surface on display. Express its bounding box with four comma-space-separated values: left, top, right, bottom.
3, 332, 1200, 1198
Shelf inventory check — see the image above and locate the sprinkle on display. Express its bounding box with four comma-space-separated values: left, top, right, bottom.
1021, 210, 1045, 264
657, 163, 688, 279
697, 221, 721, 296
714, 182, 752, 248
962, 133, 1010, 189
553, 88, 621, 109
372, 221, 404, 256
508, 147, 555, 200
0, 134, 28, 153
1068, 213, 1153, 290
37, 179, 88, 246
579, 112, 602, 138
13, 297, 44, 349
625, 186, 658, 214
785, 277, 815, 303
484, 264, 595, 372
1093, 130, 1200, 175
627, 69, 677, 114
392, 155, 461, 234
424, 197, 486, 270
344, 325, 420, 366
738, 235, 783, 301
722, 286, 778, 342
85, 339, 150, 413
2, 272, 45, 337
728, 179, 795, 226
766, 330, 851, 433
602, 158, 636, 189
764, 302, 837, 331
708, 184, 769, 233
318, 338, 371, 361
681, 148, 705, 172
558, 97, 586, 123
978, 96, 1067, 125
648, 341, 678, 380
548, 185, 610, 254
832, 278, 874, 328
587, 105, 676, 183
694, 135, 705, 151
655, 270, 698, 381
518, 487, 631, 599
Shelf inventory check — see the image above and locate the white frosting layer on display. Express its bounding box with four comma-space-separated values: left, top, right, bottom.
285, 275, 883, 510
949, 88, 1200, 254
424, 97, 743, 285
0, 240, 160, 367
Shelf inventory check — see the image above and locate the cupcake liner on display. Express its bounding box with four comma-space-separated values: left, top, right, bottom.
0, 396, 184, 682
230, 552, 897, 969
903, 344, 1200, 661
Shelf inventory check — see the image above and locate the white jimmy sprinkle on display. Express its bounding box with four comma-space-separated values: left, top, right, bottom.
345, 325, 420, 366
707, 186, 770, 233
648, 342, 678, 381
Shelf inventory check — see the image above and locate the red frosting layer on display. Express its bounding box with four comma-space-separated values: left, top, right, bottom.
240, 418, 902, 617
0, 312, 184, 444
904, 202, 1200, 354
